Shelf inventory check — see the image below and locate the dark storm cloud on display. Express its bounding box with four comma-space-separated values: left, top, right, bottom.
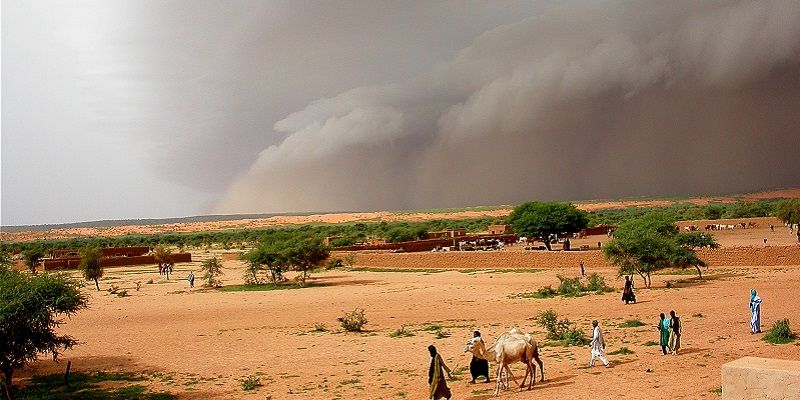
216, 0, 800, 214
2, 0, 549, 224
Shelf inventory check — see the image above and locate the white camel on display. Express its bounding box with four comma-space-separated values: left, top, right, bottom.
465, 328, 545, 396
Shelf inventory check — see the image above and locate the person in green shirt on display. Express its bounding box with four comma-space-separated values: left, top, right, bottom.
658, 313, 670, 355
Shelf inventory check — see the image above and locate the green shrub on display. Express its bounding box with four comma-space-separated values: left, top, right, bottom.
618, 319, 646, 328
608, 347, 635, 355
763, 319, 796, 344
585, 273, 613, 293
557, 275, 585, 297
389, 326, 414, 338
240, 375, 261, 391
339, 308, 368, 332
643, 341, 659, 346
327, 258, 344, 269
536, 309, 589, 346
313, 322, 328, 332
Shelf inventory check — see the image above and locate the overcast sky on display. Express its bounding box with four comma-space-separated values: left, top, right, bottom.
3, 1, 799, 226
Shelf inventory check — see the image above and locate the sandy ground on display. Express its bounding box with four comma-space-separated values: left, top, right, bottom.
4, 188, 798, 242
19, 253, 800, 399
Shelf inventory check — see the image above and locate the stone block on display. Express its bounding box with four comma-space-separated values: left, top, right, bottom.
722, 357, 800, 400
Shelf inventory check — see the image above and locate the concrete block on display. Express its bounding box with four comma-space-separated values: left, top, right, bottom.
722, 357, 800, 400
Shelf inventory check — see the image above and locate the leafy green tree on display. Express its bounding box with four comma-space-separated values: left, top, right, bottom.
78, 247, 103, 291
242, 244, 286, 284
22, 248, 45, 275
0, 268, 88, 398
200, 257, 224, 287
775, 199, 800, 242
507, 201, 589, 250
284, 239, 330, 287
603, 213, 718, 287
703, 204, 724, 220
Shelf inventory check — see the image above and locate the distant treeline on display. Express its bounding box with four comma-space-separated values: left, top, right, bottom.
0, 200, 780, 254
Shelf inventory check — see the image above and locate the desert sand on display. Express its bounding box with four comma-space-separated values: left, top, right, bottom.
18, 221, 800, 399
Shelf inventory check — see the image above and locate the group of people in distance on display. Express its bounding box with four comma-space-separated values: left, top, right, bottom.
426, 280, 767, 400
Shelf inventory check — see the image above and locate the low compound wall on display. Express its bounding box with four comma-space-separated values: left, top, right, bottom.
722, 357, 800, 400
336, 245, 800, 270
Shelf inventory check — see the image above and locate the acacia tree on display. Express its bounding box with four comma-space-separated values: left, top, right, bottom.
775, 199, 800, 242
200, 257, 224, 287
603, 213, 718, 288
286, 239, 329, 287
242, 243, 286, 284
78, 247, 103, 291
22, 248, 45, 275
507, 201, 589, 250
0, 268, 88, 399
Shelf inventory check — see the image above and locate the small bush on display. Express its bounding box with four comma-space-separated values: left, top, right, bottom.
327, 258, 344, 269
339, 308, 368, 332
313, 322, 328, 332
240, 375, 262, 391
608, 347, 635, 355
536, 309, 589, 346
434, 328, 451, 339
643, 341, 659, 346
585, 273, 614, 293
389, 325, 414, 338
534, 285, 558, 298
116, 290, 129, 297
763, 319, 796, 344
557, 275, 584, 297
618, 319, 646, 328
135, 281, 142, 291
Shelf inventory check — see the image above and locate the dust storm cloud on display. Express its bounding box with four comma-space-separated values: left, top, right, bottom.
215, 1, 800, 214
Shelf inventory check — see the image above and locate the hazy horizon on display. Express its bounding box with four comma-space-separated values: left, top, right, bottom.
4, 1, 800, 225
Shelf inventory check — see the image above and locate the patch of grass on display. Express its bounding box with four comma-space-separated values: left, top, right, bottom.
434, 329, 451, 339
643, 341, 659, 346
218, 283, 304, 292
608, 347, 635, 355
340, 378, 360, 385
692, 313, 704, 318
240, 375, 262, 391
395, 391, 407, 398
472, 389, 493, 395
763, 319, 797, 344
389, 325, 415, 338
618, 319, 646, 328
313, 322, 328, 332
710, 387, 722, 395
15, 372, 176, 400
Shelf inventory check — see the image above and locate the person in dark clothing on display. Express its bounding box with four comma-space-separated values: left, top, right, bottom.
622, 276, 636, 304
467, 331, 490, 383
428, 345, 452, 400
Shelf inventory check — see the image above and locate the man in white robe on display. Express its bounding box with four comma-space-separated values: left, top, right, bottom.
589, 320, 610, 367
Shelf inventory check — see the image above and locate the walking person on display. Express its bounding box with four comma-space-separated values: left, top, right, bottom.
750, 289, 762, 334
428, 345, 453, 400
187, 271, 195, 288
658, 313, 671, 355
622, 276, 636, 304
668, 310, 681, 355
579, 261, 586, 277
588, 320, 610, 368
467, 331, 490, 383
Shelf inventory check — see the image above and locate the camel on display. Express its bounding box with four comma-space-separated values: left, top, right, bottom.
465, 328, 544, 397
